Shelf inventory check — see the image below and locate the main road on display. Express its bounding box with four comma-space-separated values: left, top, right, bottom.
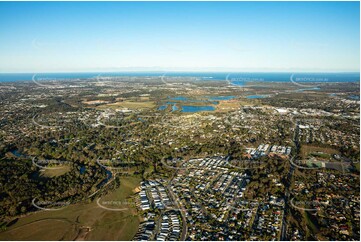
281, 119, 299, 240
165, 171, 188, 241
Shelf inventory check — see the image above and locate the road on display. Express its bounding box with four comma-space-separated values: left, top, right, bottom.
166, 173, 188, 241
280, 120, 299, 240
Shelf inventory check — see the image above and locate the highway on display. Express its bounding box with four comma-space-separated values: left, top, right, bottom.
281, 121, 299, 240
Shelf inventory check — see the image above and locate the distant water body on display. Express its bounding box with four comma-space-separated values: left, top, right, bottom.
181, 105, 215, 113
0, 72, 359, 83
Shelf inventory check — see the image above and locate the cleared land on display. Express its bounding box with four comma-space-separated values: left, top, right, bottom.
97, 101, 156, 110
0, 177, 142, 241
82, 100, 110, 105
0, 219, 77, 240
216, 100, 241, 112
40, 166, 71, 177
300, 144, 340, 161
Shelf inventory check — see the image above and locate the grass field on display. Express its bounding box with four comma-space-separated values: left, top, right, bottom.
97, 101, 156, 110
216, 100, 241, 112
99, 176, 141, 209
0, 177, 142, 241
0, 219, 77, 240
300, 144, 340, 161
40, 166, 71, 177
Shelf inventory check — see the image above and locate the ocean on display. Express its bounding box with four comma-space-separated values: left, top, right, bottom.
0, 72, 359, 83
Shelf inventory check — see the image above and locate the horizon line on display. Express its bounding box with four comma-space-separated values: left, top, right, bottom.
0, 70, 360, 74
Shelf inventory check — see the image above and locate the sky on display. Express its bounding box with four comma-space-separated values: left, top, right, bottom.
0, 1, 359, 73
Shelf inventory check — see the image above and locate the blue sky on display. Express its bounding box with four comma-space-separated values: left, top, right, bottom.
0, 1, 359, 72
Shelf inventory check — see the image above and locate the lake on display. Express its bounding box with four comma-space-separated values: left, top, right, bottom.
10, 149, 26, 158
171, 104, 178, 111
181, 105, 215, 112
158, 105, 168, 111
348, 95, 360, 100
297, 87, 321, 92
206, 96, 236, 101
